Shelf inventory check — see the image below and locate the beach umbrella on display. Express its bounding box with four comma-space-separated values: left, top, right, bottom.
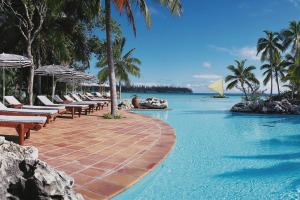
0, 53, 32, 103
35, 65, 74, 101
98, 83, 109, 95
56, 71, 97, 94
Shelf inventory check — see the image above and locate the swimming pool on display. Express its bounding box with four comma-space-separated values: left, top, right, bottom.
114, 93, 300, 200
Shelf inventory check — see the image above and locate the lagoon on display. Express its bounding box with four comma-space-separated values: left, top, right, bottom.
114, 93, 300, 200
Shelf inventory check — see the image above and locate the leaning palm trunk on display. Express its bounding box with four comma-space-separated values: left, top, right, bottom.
241, 83, 248, 101
275, 75, 280, 97
105, 0, 118, 115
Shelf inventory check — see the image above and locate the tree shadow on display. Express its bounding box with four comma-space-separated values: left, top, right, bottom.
225, 112, 300, 125
225, 152, 300, 160
215, 162, 300, 178
0, 134, 19, 144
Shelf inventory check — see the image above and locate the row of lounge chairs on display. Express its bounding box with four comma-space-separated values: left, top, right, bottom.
0, 93, 110, 145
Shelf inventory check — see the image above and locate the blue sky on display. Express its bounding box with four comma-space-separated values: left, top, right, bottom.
89, 0, 300, 93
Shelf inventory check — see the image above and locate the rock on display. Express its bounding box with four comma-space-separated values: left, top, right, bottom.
118, 99, 134, 110
139, 97, 168, 109
230, 102, 252, 112
230, 99, 300, 115
291, 105, 300, 114
0, 137, 83, 200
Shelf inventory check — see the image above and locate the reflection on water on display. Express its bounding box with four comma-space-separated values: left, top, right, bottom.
115, 93, 300, 200
134, 110, 169, 121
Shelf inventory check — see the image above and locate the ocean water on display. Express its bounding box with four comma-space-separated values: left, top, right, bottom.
114, 93, 300, 200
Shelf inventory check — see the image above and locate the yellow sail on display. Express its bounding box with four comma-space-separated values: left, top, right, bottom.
208, 79, 224, 96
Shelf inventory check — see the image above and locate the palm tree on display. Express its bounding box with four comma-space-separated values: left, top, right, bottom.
282, 53, 300, 99
257, 30, 284, 101
260, 51, 287, 97
104, 0, 183, 115
97, 36, 141, 99
0, 0, 101, 104
225, 60, 259, 101
281, 20, 300, 57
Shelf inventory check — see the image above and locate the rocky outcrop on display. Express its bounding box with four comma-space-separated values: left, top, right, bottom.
139, 97, 168, 109
0, 137, 83, 200
230, 99, 300, 114
118, 99, 134, 110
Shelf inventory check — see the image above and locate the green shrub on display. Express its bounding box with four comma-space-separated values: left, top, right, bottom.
103, 113, 123, 119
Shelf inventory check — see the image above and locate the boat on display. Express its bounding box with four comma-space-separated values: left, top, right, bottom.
207, 79, 228, 98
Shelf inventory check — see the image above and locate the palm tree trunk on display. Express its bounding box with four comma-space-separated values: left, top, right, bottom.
119, 80, 122, 99
270, 65, 273, 101
276, 76, 280, 97
105, 0, 118, 115
292, 82, 295, 99
242, 84, 248, 101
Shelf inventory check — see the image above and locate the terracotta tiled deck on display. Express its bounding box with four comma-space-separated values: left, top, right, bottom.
0, 106, 176, 200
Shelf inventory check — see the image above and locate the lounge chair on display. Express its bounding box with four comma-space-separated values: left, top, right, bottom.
4, 96, 66, 114
64, 94, 102, 111
0, 102, 58, 124
53, 95, 73, 104
0, 115, 47, 145
94, 92, 104, 98
86, 92, 94, 97
72, 94, 106, 109
37, 95, 89, 119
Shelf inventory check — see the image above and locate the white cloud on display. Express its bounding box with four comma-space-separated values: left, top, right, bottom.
209, 45, 261, 61
202, 61, 212, 68
288, 0, 300, 6
192, 74, 222, 79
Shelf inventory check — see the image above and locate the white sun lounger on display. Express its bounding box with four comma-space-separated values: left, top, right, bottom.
64, 94, 100, 111
0, 115, 47, 145
70, 94, 106, 109
0, 102, 58, 124
37, 95, 89, 119
4, 96, 66, 114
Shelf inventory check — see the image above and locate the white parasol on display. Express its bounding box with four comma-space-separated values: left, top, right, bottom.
0, 53, 32, 103
35, 65, 74, 101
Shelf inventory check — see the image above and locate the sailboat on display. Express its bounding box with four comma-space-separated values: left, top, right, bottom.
208, 79, 227, 98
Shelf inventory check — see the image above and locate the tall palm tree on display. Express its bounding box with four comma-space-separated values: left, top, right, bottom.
225, 60, 259, 101
257, 30, 284, 101
104, 0, 183, 115
97, 36, 141, 99
281, 20, 300, 57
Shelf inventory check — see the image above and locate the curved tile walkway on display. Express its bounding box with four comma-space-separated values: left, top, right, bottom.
0, 107, 176, 200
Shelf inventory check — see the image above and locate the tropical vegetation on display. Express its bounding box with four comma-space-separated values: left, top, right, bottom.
225, 60, 260, 101
104, 0, 183, 115
97, 36, 141, 99
225, 20, 300, 101
0, 0, 183, 114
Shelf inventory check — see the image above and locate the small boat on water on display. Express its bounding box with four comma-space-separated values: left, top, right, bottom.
207, 79, 228, 98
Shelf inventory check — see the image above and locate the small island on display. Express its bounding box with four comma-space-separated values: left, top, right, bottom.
121, 85, 193, 94
231, 99, 300, 114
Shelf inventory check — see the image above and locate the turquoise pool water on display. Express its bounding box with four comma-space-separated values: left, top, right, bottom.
114, 93, 300, 200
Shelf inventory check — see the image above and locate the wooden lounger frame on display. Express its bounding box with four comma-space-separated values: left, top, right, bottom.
0, 121, 45, 145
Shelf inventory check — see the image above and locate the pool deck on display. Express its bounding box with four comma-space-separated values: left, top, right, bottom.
0, 106, 176, 199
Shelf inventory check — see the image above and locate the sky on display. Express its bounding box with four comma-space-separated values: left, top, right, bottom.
89, 0, 300, 93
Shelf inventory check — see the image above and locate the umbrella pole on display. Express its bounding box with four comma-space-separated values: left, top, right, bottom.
2, 67, 4, 104
52, 74, 54, 102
